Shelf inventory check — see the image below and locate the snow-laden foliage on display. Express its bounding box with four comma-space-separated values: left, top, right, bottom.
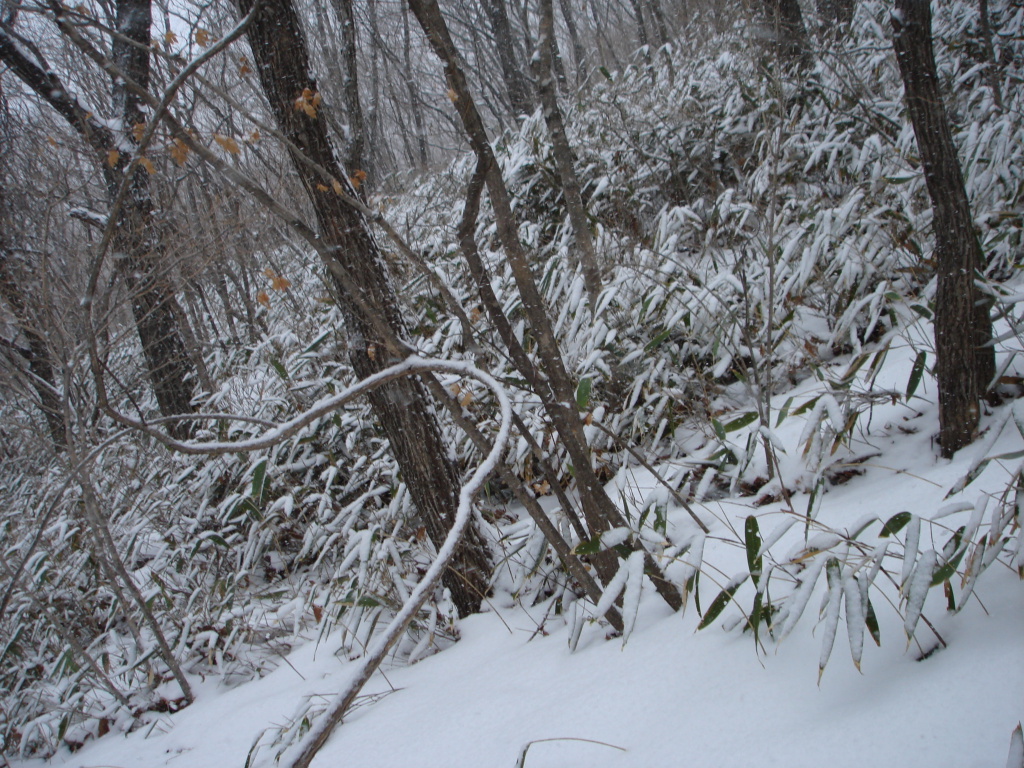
1, 0, 1023, 760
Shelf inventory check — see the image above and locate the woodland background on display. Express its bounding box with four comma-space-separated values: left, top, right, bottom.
0, 0, 1022, 764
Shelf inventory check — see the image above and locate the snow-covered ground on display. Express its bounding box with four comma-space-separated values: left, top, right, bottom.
14, 339, 1023, 768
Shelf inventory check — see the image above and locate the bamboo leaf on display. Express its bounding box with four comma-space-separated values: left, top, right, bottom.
906, 351, 927, 400
745, 515, 762, 587
879, 511, 912, 538
575, 377, 593, 410
697, 573, 747, 630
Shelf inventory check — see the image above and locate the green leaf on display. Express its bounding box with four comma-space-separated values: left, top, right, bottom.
792, 394, 822, 417
269, 356, 289, 381
645, 328, 671, 351
775, 396, 794, 427
865, 597, 881, 646
251, 458, 268, 506
302, 330, 331, 355
697, 574, 748, 630
712, 418, 727, 442
599, 65, 613, 82
909, 304, 933, 320
576, 377, 593, 410
744, 515, 762, 586
725, 411, 758, 433
945, 450, 1024, 499
879, 511, 912, 538
574, 535, 603, 556
906, 351, 927, 400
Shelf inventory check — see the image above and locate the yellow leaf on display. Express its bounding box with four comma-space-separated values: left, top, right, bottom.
263, 267, 276, 278
164, 30, 178, 46
293, 88, 320, 118
315, 183, 330, 192
331, 179, 344, 195
469, 306, 483, 323
213, 133, 240, 155
248, 130, 261, 143
137, 156, 156, 175
132, 122, 146, 143
271, 275, 292, 291
447, 88, 458, 102
256, 290, 270, 307
107, 149, 120, 167
238, 56, 251, 76
459, 390, 473, 407
47, 136, 58, 147
169, 138, 189, 166
350, 169, 367, 189
195, 28, 211, 47
366, 344, 377, 361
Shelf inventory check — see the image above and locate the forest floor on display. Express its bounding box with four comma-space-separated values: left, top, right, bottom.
11, 329, 1023, 768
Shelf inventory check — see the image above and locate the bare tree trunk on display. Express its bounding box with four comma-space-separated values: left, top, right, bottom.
628, 0, 652, 54
892, 0, 995, 457
0, 250, 66, 447
817, 0, 855, 26
977, 0, 1004, 110
481, 0, 534, 117
535, 0, 603, 308
402, 2, 429, 170
645, 0, 671, 47
1, 3, 197, 432
327, 0, 367, 174
409, 0, 683, 611
109, 0, 196, 429
558, 0, 588, 87
766, 0, 812, 66
235, 0, 491, 617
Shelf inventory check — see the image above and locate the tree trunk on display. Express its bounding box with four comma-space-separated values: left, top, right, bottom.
235, 0, 491, 617
557, 0, 588, 87
766, 0, 812, 66
0, 249, 66, 447
327, 0, 366, 175
1, 3, 197, 432
110, 0, 197, 429
628, 0, 652, 53
409, 0, 683, 612
645, 0, 671, 47
892, 0, 995, 457
535, 0, 603, 308
482, 0, 534, 117
401, 2, 429, 170
817, 0, 855, 26
977, 0, 1004, 110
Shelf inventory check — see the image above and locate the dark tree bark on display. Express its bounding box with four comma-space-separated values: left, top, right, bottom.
327, 0, 366, 175
977, 0, 1004, 110
557, 0, 588, 87
535, 0, 603, 308
0, 251, 67, 447
108, 0, 196, 430
817, 0, 855, 26
628, 0, 652, 52
235, 0, 491, 617
409, 0, 683, 612
481, 0, 534, 117
0, 3, 196, 433
401, 1, 429, 170
645, 0, 672, 47
892, 0, 995, 457
766, 0, 812, 66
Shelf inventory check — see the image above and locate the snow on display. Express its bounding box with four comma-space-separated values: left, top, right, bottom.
11, 362, 1022, 768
